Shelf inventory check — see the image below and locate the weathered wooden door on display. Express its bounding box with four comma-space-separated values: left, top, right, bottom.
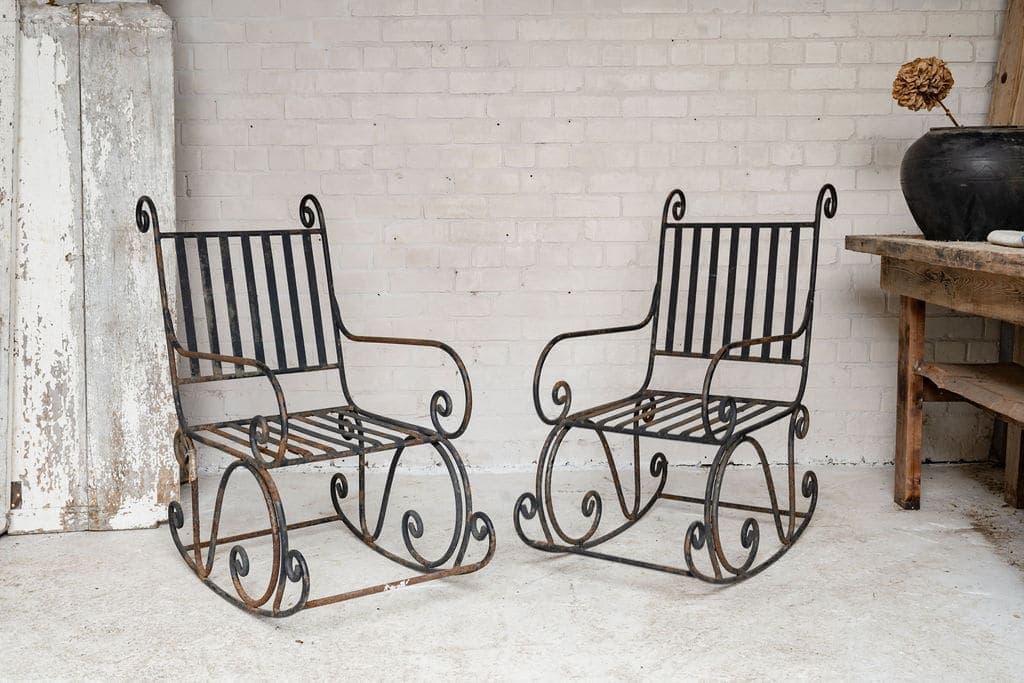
0, 442, 7, 536
3, 2, 177, 533
1, 0, 15, 535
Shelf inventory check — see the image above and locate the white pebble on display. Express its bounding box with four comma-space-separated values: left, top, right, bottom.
986, 230, 1024, 248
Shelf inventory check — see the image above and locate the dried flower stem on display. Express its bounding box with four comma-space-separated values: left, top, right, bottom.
937, 100, 960, 127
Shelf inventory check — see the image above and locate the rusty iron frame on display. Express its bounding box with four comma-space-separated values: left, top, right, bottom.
514, 185, 836, 584
137, 194, 495, 617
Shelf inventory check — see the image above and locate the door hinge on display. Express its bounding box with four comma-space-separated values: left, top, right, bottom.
10, 482, 21, 510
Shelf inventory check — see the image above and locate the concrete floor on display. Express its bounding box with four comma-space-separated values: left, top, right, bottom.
1, 464, 1023, 680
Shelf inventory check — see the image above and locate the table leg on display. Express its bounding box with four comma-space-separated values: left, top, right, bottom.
895, 296, 925, 509
1006, 429, 1024, 508
1007, 325, 1024, 508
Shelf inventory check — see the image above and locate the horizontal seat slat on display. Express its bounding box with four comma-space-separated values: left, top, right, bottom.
658, 399, 729, 436
214, 424, 315, 459
305, 411, 404, 443
187, 405, 439, 468
630, 397, 702, 430
596, 395, 693, 429
568, 390, 792, 445
676, 401, 752, 438
266, 421, 348, 454
711, 403, 779, 437
291, 415, 384, 449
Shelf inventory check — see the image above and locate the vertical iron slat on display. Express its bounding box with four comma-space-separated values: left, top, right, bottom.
196, 238, 223, 375
281, 235, 307, 369
701, 227, 720, 355
740, 226, 760, 359
218, 236, 244, 373
682, 228, 702, 353
240, 236, 266, 363
664, 228, 683, 351
721, 226, 739, 347
761, 227, 780, 360
302, 233, 328, 366
262, 235, 288, 370
782, 226, 801, 359
174, 239, 200, 376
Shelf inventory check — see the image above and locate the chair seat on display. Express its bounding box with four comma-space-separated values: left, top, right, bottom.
188, 405, 438, 467
565, 390, 794, 444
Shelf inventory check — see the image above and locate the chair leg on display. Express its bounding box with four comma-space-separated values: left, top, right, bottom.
327, 438, 496, 581
169, 434, 495, 616
684, 407, 818, 584
514, 423, 668, 555
168, 433, 311, 618
515, 409, 818, 583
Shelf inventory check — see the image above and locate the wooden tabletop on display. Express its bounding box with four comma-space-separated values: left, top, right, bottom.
845, 234, 1024, 278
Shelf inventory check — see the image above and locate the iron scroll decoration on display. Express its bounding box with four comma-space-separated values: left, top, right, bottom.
517, 184, 835, 584
313, 188, 472, 441
136, 193, 495, 616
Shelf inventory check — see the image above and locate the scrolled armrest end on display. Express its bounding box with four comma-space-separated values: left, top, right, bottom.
700, 392, 740, 443
247, 414, 287, 466
551, 379, 573, 421
534, 378, 574, 425
429, 388, 471, 440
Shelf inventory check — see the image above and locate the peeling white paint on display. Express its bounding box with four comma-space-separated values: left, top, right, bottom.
7, 2, 177, 534
79, 1, 177, 531
104, 500, 167, 530
0, 0, 18, 534
9, 5, 88, 535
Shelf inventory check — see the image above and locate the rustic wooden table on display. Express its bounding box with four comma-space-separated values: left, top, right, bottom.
846, 234, 1024, 510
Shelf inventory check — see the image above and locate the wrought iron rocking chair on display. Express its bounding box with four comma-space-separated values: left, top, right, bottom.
137, 194, 495, 617
514, 184, 836, 583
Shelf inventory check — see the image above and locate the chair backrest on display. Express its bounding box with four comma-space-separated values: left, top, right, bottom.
652, 185, 834, 367
137, 195, 342, 382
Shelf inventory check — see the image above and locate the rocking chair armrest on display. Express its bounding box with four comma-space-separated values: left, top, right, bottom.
172, 344, 290, 466
698, 329, 806, 440
533, 308, 657, 425
339, 331, 472, 439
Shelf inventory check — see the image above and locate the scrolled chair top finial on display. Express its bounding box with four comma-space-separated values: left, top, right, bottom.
135, 195, 159, 235
299, 194, 325, 230
816, 184, 837, 221
661, 188, 687, 224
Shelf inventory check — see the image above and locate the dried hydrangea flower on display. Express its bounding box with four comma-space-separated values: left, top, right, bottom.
892, 57, 960, 126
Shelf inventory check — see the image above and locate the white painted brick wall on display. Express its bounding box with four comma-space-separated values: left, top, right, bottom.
158, 0, 1005, 470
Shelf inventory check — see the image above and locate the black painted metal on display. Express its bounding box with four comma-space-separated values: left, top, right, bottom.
137, 194, 494, 617
516, 184, 836, 585
782, 226, 800, 360
900, 126, 1024, 242
218, 236, 244, 369
174, 239, 200, 376
301, 233, 328, 366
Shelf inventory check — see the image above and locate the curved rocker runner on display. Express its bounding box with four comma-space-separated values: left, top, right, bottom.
515, 184, 836, 584
138, 194, 495, 617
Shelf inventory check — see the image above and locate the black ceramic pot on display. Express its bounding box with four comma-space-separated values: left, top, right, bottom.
899, 126, 1024, 241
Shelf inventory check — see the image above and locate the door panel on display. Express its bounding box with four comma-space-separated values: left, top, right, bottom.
1, 0, 17, 534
